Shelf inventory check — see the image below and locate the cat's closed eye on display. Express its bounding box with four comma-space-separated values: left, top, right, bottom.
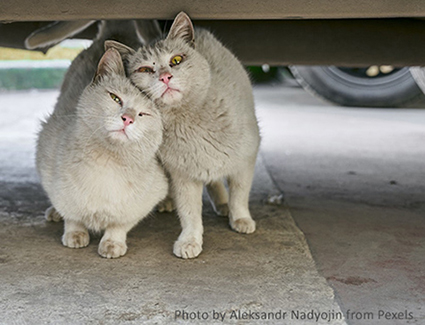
109, 93, 122, 105
138, 112, 151, 117
170, 55, 184, 67
137, 66, 154, 73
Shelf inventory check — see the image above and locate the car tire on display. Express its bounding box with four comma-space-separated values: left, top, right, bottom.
289, 66, 425, 108
410, 67, 425, 95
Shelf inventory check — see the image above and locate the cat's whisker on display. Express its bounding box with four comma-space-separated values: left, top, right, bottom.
162, 20, 168, 38
81, 124, 105, 153
138, 88, 154, 97
135, 133, 156, 149
51, 113, 80, 118
146, 83, 165, 97
52, 113, 100, 120
128, 129, 157, 152
148, 82, 163, 91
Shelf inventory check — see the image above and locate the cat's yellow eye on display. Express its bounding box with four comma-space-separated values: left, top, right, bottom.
109, 93, 122, 105
137, 66, 154, 73
170, 55, 183, 66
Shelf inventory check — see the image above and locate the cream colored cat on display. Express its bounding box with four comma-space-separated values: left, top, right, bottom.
107, 12, 261, 259
36, 49, 168, 258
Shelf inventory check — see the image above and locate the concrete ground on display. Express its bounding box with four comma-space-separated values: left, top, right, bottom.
0, 84, 424, 324
256, 85, 425, 325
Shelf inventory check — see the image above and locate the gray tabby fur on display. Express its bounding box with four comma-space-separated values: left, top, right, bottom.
107, 12, 261, 259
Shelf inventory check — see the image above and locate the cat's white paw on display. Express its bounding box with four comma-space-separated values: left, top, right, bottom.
230, 218, 256, 234
62, 231, 90, 248
215, 203, 229, 217
173, 238, 202, 259
157, 196, 176, 213
98, 239, 127, 259
45, 206, 63, 222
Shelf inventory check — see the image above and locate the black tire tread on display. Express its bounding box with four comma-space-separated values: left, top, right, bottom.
289, 66, 425, 108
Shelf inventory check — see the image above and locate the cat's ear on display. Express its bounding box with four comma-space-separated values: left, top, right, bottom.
93, 48, 125, 83
167, 11, 195, 48
104, 40, 136, 61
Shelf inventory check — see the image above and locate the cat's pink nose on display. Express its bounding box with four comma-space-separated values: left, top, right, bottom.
121, 114, 134, 127
159, 72, 173, 85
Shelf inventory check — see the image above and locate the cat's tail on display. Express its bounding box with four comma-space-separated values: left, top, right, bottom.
25, 20, 96, 50
133, 20, 162, 44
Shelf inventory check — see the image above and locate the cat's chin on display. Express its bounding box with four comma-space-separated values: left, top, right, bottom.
108, 129, 130, 143
157, 89, 183, 106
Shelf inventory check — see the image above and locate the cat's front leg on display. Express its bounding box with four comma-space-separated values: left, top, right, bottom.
227, 160, 256, 234
98, 223, 135, 259
172, 175, 204, 259
62, 219, 90, 248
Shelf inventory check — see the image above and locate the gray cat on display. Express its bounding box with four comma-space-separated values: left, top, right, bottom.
36, 48, 168, 258
107, 12, 261, 259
